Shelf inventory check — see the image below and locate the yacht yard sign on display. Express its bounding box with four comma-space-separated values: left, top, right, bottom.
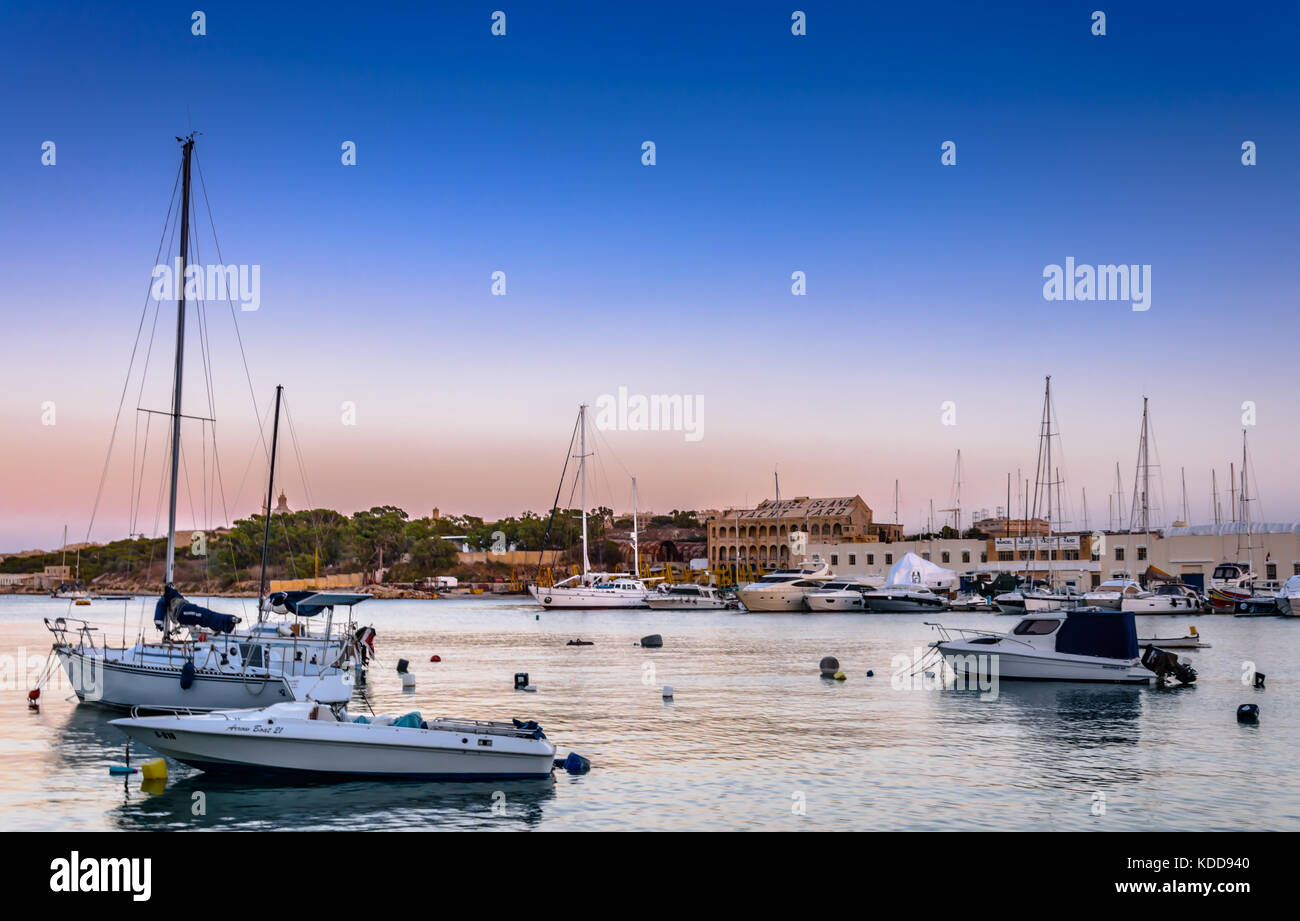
995, 536, 1082, 553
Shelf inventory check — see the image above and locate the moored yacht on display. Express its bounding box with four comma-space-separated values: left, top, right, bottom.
803, 575, 885, 612
644, 584, 734, 610
529, 573, 650, 609
735, 559, 833, 612
1122, 582, 1203, 613
862, 583, 947, 613
1082, 579, 1149, 610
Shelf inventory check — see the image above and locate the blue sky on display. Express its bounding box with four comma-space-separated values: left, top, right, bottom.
2, 2, 1298, 548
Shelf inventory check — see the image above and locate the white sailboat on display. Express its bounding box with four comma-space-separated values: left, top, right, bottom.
44, 137, 370, 711
527, 404, 650, 609
1017, 376, 1079, 612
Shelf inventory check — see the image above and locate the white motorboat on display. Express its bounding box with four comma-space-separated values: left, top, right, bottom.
1122, 582, 1204, 613
1275, 575, 1300, 617
994, 590, 1027, 613
110, 700, 557, 780
529, 573, 649, 609
929, 609, 1198, 685
644, 584, 735, 610
948, 592, 995, 612
802, 576, 885, 612
46, 589, 373, 710
1137, 626, 1209, 649
1022, 585, 1085, 612
862, 584, 948, 613
1083, 579, 1149, 609
736, 559, 833, 612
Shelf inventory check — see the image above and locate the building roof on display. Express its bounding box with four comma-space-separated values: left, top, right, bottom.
1161, 522, 1300, 537
719, 496, 865, 521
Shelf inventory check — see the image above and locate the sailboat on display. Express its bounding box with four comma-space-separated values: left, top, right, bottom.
43, 136, 371, 710
1019, 377, 1080, 612
527, 404, 650, 608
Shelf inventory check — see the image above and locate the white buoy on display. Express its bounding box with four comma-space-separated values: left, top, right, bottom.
662, 685, 674, 699
400, 672, 416, 689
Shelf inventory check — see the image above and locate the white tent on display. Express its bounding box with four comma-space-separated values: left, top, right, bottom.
886, 551, 959, 591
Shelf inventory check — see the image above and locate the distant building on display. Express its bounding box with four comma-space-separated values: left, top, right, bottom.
972, 516, 1051, 538
707, 495, 901, 572
274, 490, 291, 514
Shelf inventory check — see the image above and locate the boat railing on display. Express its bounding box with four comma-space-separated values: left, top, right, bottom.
924, 622, 1037, 649
423, 716, 547, 738
129, 704, 234, 719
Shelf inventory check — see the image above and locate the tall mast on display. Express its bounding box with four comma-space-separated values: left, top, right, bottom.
774, 466, 780, 506
1229, 462, 1236, 523
1180, 467, 1189, 524
164, 134, 195, 587
631, 475, 640, 578
579, 403, 590, 578
257, 385, 284, 615
1212, 469, 1220, 525
1082, 487, 1089, 532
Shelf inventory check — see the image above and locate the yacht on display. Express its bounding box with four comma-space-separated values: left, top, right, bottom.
861, 584, 948, 613
1082, 579, 1149, 610
530, 573, 650, 609
645, 584, 735, 610
929, 609, 1198, 685
1275, 575, 1300, 618
1022, 585, 1085, 612
735, 560, 833, 612
1122, 582, 1204, 613
803, 575, 885, 612
110, 700, 557, 781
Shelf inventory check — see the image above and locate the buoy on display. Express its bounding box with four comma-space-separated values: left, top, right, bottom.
514, 672, 530, 690
833, 671, 846, 681
1237, 704, 1260, 723
27, 689, 40, 702
140, 777, 166, 796
662, 685, 674, 699
396, 658, 410, 673
640, 634, 663, 648
400, 673, 416, 689
562, 752, 591, 774
429, 654, 441, 662
819, 656, 840, 677
109, 765, 138, 775
866, 669, 875, 677
140, 758, 168, 781
1189, 625, 1198, 636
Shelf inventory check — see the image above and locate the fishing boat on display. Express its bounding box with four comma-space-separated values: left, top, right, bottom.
1208, 562, 1257, 610
110, 700, 557, 780
929, 609, 1197, 685
644, 584, 735, 610
735, 559, 833, 612
802, 575, 885, 612
527, 405, 650, 609
40, 139, 370, 711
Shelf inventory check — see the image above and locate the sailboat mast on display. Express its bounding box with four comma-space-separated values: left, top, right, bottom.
631, 475, 639, 578
257, 385, 284, 614
164, 134, 194, 587
579, 403, 590, 578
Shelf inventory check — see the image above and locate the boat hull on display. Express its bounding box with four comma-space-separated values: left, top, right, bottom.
862, 594, 946, 614
644, 597, 732, 610
935, 641, 1153, 684
528, 584, 647, 609
735, 589, 809, 612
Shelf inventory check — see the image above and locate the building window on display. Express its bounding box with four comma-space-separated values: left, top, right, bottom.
961, 551, 970, 563
1064, 550, 1079, 561
1115, 548, 1125, 561
848, 554, 856, 565
830, 554, 838, 566
981, 552, 988, 563
941, 551, 950, 563
885, 554, 893, 565
1137, 547, 1147, 561
1267, 563, 1277, 581
867, 554, 874, 565
1294, 563, 1300, 576
922, 552, 931, 561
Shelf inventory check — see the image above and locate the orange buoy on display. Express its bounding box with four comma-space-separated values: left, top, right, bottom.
27, 689, 40, 701
430, 654, 441, 662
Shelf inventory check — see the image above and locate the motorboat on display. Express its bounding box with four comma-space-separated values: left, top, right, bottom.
1122, 582, 1204, 613
994, 590, 1026, 613
110, 700, 557, 780
929, 609, 1198, 685
645, 584, 735, 610
862, 584, 948, 613
1022, 585, 1085, 612
1137, 625, 1209, 649
1233, 595, 1280, 618
1083, 579, 1149, 610
529, 573, 650, 609
802, 576, 885, 612
736, 559, 834, 612
1208, 561, 1257, 609
46, 589, 373, 710
948, 592, 995, 612
1275, 575, 1300, 618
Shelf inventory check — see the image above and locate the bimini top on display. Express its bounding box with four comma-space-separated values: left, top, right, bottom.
266, 591, 372, 617
1056, 609, 1138, 660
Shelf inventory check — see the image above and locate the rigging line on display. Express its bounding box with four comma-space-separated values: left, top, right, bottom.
535, 412, 581, 580
83, 158, 183, 545
282, 397, 325, 551
229, 400, 276, 517
194, 150, 269, 466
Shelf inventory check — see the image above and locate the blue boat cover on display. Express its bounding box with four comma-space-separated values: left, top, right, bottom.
391, 711, 423, 729
268, 590, 330, 617
1056, 610, 1138, 660
154, 585, 240, 635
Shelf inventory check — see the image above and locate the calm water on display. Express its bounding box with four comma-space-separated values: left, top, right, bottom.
1, 594, 1296, 831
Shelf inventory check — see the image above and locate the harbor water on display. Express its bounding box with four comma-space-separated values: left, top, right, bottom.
1, 594, 1296, 831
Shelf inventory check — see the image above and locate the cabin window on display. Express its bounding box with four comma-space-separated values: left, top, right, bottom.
1012, 619, 1061, 636
237, 644, 266, 668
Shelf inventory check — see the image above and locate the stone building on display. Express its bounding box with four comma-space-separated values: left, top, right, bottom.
707, 495, 901, 571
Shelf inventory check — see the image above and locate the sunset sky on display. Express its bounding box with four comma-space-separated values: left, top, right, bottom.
2, 2, 1298, 551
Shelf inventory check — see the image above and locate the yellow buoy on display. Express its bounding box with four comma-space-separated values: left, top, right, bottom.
140, 777, 167, 796
1189, 625, 1198, 635
140, 758, 168, 782
833, 671, 847, 681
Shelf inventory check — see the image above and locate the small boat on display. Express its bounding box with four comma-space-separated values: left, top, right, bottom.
862, 584, 947, 613
1233, 595, 1280, 618
1022, 585, 1086, 612
1274, 575, 1300, 618
1122, 582, 1204, 613
929, 609, 1197, 685
645, 584, 735, 610
1208, 562, 1257, 610
947, 592, 995, 612
1083, 579, 1149, 610
802, 576, 885, 612
1137, 626, 1209, 649
110, 701, 557, 780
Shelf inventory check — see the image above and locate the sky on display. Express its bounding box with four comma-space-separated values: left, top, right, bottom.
1, 1, 1298, 551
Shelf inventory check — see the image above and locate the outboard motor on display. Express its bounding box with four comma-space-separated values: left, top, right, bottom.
1141, 645, 1198, 685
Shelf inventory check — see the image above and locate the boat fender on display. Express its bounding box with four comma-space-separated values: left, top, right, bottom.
1237, 704, 1260, 723
179, 661, 196, 690
514, 672, 530, 690
27, 689, 40, 702
819, 656, 839, 677
140, 758, 168, 782
562, 752, 591, 774
400, 673, 416, 688
108, 765, 138, 775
